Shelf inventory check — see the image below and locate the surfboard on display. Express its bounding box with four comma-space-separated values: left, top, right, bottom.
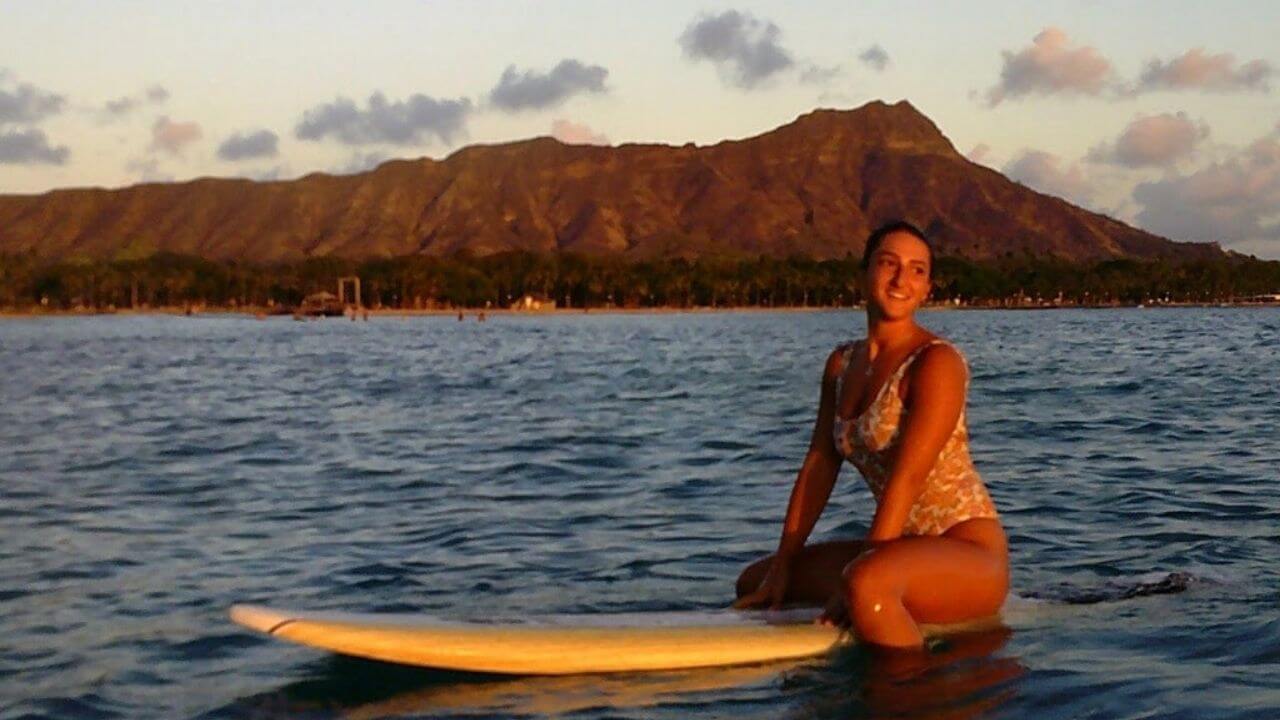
230, 604, 1001, 675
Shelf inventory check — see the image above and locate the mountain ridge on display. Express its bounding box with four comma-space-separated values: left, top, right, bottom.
0, 100, 1222, 264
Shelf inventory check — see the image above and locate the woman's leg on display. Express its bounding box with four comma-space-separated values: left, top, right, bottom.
735, 540, 867, 605
842, 519, 1009, 648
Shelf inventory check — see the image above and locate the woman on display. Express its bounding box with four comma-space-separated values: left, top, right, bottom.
733, 221, 1007, 649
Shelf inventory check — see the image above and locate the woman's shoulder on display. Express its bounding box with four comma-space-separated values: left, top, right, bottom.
835, 339, 862, 355
911, 336, 969, 384
923, 335, 967, 361
823, 339, 861, 378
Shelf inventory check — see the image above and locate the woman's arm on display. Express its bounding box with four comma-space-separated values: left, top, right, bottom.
774, 346, 847, 559
734, 346, 848, 609
865, 343, 968, 543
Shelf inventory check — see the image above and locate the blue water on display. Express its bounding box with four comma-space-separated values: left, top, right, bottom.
1, 309, 1277, 719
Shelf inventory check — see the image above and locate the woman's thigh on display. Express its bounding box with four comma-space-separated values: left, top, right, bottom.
848, 532, 1008, 624
736, 540, 867, 604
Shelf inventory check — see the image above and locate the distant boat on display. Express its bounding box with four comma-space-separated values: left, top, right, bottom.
295, 291, 345, 317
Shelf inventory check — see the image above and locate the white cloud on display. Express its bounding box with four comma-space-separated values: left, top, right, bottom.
1132, 134, 1280, 252
1134, 48, 1272, 94
550, 119, 609, 145
1004, 149, 1093, 205
331, 151, 388, 175
985, 27, 1114, 106
125, 156, 173, 183
967, 143, 993, 165
150, 116, 202, 156
1088, 112, 1208, 168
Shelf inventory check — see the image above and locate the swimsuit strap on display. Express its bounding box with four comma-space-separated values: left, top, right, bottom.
896, 339, 948, 380
896, 339, 971, 404
836, 338, 955, 405
834, 340, 860, 397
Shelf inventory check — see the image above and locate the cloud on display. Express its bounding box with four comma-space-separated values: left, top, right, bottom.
967, 143, 992, 164
216, 129, 279, 161
104, 97, 138, 116
859, 45, 890, 72
126, 157, 172, 183
150, 116, 202, 155
550, 119, 609, 145
1134, 48, 1273, 94
0, 127, 70, 164
985, 27, 1114, 106
798, 63, 842, 85
101, 84, 169, 119
1088, 112, 1208, 168
1132, 135, 1280, 250
332, 151, 389, 175
0, 77, 66, 124
240, 164, 290, 182
817, 90, 857, 106
296, 91, 471, 146
1004, 149, 1093, 205
679, 10, 794, 89
488, 60, 609, 112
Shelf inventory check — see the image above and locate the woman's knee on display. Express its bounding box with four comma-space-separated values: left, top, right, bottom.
841, 550, 900, 616
735, 554, 773, 598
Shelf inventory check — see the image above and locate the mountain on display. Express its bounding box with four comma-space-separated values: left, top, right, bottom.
0, 100, 1222, 264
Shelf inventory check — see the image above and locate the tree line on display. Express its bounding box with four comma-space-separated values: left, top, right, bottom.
2, 250, 1278, 311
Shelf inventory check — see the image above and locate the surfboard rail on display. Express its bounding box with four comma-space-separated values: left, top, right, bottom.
230, 604, 847, 674
231, 603, 1008, 675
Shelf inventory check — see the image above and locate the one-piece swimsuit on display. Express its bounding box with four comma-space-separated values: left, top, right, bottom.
832, 339, 998, 536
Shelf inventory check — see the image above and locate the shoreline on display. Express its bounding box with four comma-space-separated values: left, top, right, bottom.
3, 301, 1277, 320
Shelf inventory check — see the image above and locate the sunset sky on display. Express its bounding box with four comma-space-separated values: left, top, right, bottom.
2, 1, 1278, 257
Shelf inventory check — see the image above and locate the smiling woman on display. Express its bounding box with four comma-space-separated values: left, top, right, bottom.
734, 221, 1008, 649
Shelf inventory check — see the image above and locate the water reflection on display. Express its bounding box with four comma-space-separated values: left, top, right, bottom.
219, 654, 806, 718
787, 627, 1025, 719
215, 628, 1022, 719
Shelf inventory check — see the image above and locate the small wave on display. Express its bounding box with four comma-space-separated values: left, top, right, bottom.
700, 439, 756, 452
615, 389, 691, 401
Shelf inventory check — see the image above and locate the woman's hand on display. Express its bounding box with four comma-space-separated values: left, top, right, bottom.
817, 591, 850, 628
732, 557, 792, 610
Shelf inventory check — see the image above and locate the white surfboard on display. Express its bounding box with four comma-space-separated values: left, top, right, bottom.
230, 604, 1001, 675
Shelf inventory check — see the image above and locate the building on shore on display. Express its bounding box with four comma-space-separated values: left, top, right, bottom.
299, 291, 344, 317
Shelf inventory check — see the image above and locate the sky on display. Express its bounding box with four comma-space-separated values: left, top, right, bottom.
2, 0, 1278, 258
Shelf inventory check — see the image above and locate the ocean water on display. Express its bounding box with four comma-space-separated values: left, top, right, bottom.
1, 308, 1277, 719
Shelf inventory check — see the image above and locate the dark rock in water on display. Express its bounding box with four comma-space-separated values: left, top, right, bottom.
1026, 572, 1200, 605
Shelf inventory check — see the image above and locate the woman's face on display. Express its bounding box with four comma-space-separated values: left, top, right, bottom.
864, 231, 931, 319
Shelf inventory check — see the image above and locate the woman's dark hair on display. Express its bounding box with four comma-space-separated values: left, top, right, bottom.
860, 220, 933, 274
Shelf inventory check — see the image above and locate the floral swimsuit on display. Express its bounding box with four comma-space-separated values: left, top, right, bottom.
832, 339, 999, 536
